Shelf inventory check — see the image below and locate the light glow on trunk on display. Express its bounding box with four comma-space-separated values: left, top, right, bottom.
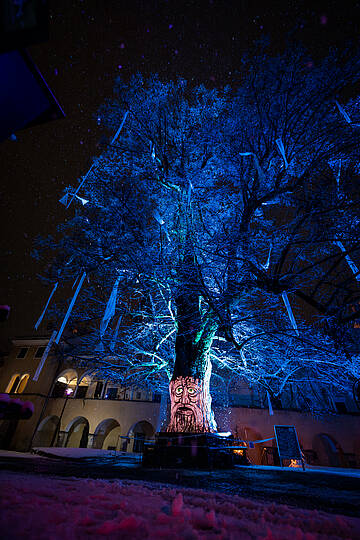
167, 371, 217, 433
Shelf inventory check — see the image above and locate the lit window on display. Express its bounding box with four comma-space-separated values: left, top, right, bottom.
5, 373, 29, 394
17, 374, 29, 394
5, 374, 20, 393
51, 371, 78, 398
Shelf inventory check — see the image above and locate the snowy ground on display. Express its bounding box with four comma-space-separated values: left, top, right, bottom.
5, 449, 352, 476
3, 448, 360, 479
1, 471, 359, 539
32, 447, 137, 459
1, 448, 359, 517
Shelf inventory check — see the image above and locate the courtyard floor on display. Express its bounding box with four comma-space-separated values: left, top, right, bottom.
0, 449, 359, 538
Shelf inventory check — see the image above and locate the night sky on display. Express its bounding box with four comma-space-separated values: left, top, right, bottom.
1, 0, 360, 343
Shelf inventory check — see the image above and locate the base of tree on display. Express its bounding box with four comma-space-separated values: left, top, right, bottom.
142, 432, 235, 469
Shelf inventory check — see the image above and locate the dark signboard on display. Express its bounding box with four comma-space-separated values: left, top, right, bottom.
274, 425, 302, 462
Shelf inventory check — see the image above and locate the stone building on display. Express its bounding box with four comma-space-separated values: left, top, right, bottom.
1, 335, 359, 468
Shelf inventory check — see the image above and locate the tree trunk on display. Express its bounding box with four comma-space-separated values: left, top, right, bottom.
166, 293, 218, 433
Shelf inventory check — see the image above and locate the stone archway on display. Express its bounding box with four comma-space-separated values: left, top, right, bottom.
65, 417, 89, 448
128, 421, 155, 453
92, 418, 121, 450
51, 370, 78, 398
32, 415, 60, 448
75, 374, 92, 399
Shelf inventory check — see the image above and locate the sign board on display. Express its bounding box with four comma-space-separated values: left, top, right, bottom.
274, 425, 304, 469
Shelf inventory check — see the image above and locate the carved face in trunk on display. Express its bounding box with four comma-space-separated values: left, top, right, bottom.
167, 375, 216, 433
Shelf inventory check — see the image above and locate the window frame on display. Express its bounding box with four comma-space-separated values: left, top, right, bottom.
34, 346, 46, 358
16, 347, 28, 359
5, 373, 21, 393
17, 374, 30, 393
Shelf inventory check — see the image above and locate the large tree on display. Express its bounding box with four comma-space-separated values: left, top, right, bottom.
37, 46, 360, 432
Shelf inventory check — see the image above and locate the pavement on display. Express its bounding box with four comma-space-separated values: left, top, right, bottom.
0, 448, 359, 517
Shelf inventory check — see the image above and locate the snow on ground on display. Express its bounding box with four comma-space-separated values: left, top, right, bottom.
32, 447, 136, 459
0, 450, 43, 459
3, 448, 360, 479
1, 471, 359, 539
236, 463, 360, 479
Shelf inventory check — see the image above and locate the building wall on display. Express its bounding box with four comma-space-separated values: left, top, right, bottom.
1, 337, 359, 467
0, 337, 163, 452
0, 338, 59, 396
45, 397, 161, 446
215, 406, 360, 467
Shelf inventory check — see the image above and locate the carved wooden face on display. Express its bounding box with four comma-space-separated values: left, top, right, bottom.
168, 376, 204, 432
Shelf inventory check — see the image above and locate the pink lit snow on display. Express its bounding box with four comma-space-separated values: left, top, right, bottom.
1, 471, 359, 539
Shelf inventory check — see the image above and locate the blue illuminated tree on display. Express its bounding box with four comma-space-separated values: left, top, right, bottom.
40, 46, 360, 431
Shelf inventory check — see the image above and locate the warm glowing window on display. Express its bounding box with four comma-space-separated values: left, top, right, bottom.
5, 374, 20, 393
67, 377, 78, 391
5, 373, 29, 394
17, 374, 30, 394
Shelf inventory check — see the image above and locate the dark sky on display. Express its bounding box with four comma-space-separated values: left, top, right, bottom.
1, 0, 360, 342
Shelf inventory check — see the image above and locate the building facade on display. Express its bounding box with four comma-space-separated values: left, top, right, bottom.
1, 336, 359, 468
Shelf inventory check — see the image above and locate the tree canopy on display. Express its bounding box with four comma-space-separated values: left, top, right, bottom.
37, 46, 360, 408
